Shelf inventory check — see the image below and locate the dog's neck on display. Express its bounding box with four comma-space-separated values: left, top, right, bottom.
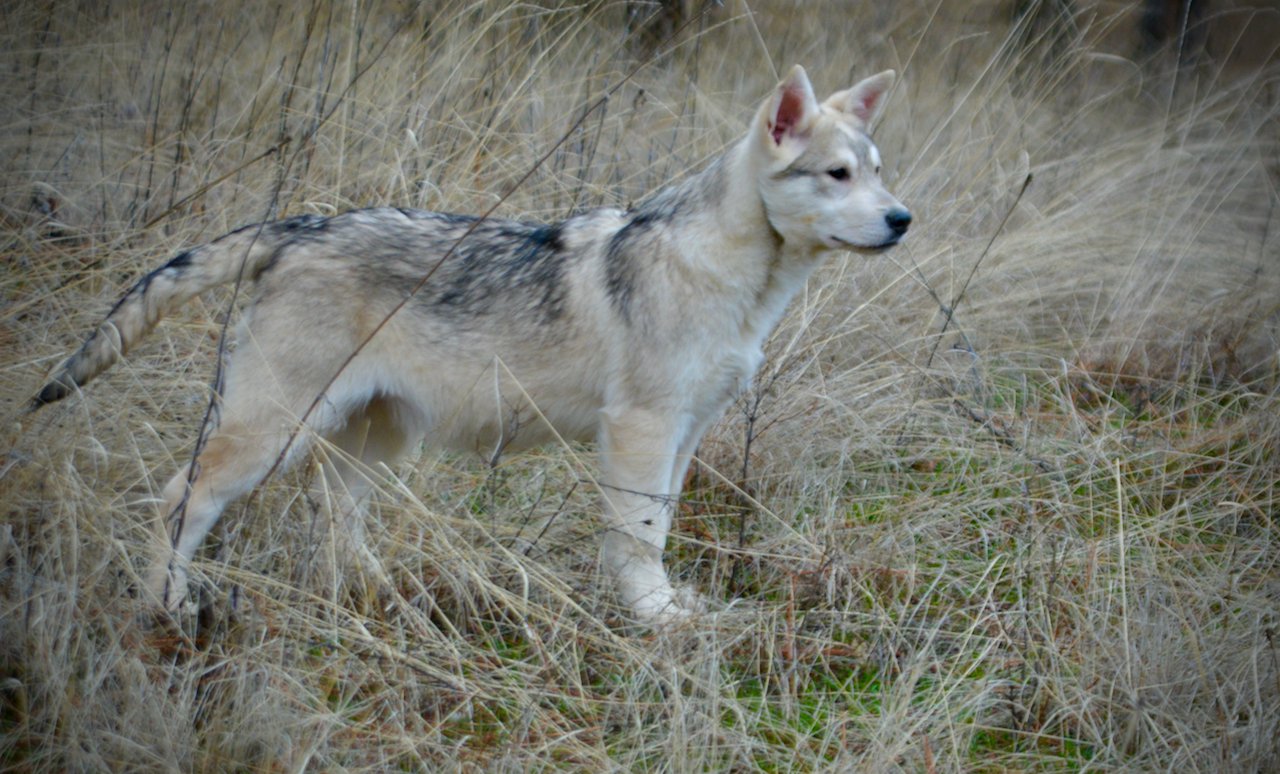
709, 139, 829, 337
661, 141, 817, 269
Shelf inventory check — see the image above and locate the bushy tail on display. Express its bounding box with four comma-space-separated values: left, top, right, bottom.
30, 215, 325, 410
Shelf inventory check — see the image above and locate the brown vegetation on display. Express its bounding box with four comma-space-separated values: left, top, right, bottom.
2, 1, 1277, 769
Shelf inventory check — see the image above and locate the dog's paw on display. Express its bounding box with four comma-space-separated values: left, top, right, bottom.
671, 584, 710, 615
142, 560, 192, 613
629, 584, 710, 629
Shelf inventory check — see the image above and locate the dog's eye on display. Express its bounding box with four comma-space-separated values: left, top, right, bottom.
827, 167, 850, 181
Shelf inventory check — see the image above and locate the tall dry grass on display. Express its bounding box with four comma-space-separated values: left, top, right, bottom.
2, 0, 1278, 770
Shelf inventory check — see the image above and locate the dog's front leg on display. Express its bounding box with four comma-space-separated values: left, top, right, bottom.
596, 406, 692, 624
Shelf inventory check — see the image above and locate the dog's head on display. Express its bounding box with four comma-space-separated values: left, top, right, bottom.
753, 65, 910, 254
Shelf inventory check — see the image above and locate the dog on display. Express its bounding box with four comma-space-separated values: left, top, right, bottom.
31, 65, 910, 625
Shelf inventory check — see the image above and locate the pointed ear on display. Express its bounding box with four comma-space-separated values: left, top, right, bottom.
824, 70, 895, 125
763, 65, 820, 147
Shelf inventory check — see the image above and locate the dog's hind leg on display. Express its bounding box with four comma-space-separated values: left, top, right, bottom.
311, 396, 418, 589
146, 417, 316, 610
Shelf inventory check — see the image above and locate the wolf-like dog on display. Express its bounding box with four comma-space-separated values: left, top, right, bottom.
32, 66, 910, 624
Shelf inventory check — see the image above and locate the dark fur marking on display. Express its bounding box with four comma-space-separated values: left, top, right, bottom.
396, 207, 461, 222
606, 191, 687, 323
30, 378, 72, 409
245, 214, 332, 280
132, 248, 193, 307
225, 221, 261, 237
166, 249, 194, 271
604, 226, 639, 322
601, 157, 729, 323
125, 246, 194, 301
434, 211, 481, 228
432, 220, 569, 323
273, 214, 331, 250
279, 214, 328, 232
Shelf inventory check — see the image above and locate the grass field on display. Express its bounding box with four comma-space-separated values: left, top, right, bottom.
2, 0, 1278, 770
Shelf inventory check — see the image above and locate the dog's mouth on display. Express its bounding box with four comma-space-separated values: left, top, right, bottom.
830, 235, 901, 253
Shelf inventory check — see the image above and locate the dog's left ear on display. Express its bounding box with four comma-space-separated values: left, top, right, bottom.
824, 70, 896, 125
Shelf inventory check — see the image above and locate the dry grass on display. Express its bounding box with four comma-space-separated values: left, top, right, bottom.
2, 0, 1278, 770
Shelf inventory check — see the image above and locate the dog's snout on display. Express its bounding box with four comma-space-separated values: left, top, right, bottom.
885, 208, 912, 236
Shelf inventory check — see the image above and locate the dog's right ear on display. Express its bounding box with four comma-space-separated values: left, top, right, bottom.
762, 65, 820, 151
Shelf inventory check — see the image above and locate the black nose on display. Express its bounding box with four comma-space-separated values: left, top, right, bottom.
886, 208, 912, 236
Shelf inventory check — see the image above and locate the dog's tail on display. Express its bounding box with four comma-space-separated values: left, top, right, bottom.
30, 215, 326, 411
